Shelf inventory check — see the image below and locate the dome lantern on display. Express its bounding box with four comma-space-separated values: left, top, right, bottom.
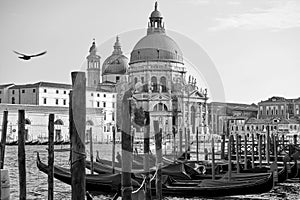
113, 36, 123, 55
129, 2, 183, 64
148, 1, 165, 35
89, 38, 97, 55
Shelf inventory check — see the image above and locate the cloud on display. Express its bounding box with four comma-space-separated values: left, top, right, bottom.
227, 1, 241, 5
184, 0, 210, 5
210, 1, 300, 31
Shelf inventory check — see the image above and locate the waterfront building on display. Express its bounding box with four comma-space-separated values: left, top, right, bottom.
208, 102, 258, 136
0, 104, 103, 143
258, 96, 300, 120
0, 83, 14, 104
245, 117, 299, 136
0, 40, 122, 143
253, 96, 300, 137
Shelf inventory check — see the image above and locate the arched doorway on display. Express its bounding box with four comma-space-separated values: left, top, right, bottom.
54, 119, 64, 141
25, 118, 31, 141
86, 120, 94, 143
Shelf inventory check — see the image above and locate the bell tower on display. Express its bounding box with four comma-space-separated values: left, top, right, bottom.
87, 39, 101, 87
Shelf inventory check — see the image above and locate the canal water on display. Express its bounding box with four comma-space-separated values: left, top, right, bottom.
4, 144, 300, 199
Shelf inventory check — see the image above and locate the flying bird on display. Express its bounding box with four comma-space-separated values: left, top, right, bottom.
13, 50, 47, 60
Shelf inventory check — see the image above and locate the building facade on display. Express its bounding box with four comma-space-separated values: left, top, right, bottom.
258, 96, 300, 120
208, 102, 258, 136
121, 2, 208, 146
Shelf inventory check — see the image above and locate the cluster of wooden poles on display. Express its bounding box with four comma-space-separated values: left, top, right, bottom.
1, 71, 298, 200
203, 130, 299, 182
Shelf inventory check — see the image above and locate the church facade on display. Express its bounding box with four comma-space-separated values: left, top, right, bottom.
112, 3, 209, 151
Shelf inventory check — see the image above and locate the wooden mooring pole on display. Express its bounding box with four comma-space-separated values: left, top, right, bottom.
173, 127, 176, 161
121, 89, 133, 200
266, 127, 270, 165
154, 121, 162, 200
0, 110, 8, 199
221, 134, 225, 160
273, 134, 278, 183
0, 110, 8, 169
144, 112, 151, 200
244, 134, 247, 170
48, 114, 54, 200
18, 109, 26, 200
236, 134, 240, 173
89, 127, 94, 174
211, 136, 215, 180
228, 134, 232, 181
282, 134, 285, 152
251, 133, 255, 168
196, 127, 199, 162
258, 134, 262, 168
112, 126, 115, 174
179, 128, 182, 155
70, 72, 86, 200
184, 127, 187, 161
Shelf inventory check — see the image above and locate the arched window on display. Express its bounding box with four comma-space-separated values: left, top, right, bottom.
153, 103, 168, 111
12, 97, 15, 104
134, 77, 138, 84
151, 76, 158, 93
25, 118, 31, 125
86, 120, 94, 126
160, 76, 167, 92
55, 119, 64, 125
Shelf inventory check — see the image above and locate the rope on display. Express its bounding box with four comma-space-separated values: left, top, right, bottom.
121, 186, 133, 193
71, 149, 86, 166
132, 176, 147, 194
156, 162, 163, 168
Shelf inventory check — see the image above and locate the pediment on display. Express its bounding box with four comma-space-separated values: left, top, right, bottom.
189, 90, 204, 99
149, 93, 171, 101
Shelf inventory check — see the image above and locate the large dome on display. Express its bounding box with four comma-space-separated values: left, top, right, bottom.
129, 2, 183, 64
130, 33, 183, 64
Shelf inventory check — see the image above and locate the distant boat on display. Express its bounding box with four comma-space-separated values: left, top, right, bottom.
6, 140, 18, 146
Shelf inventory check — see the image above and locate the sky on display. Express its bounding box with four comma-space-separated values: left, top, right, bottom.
0, 0, 299, 104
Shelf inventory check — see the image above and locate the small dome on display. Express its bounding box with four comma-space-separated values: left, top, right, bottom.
150, 10, 162, 18
102, 36, 128, 75
102, 54, 128, 75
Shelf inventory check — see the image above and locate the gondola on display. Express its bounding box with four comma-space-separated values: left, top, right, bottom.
54, 140, 64, 145
86, 160, 197, 180
155, 172, 274, 198
96, 151, 145, 169
36, 152, 141, 195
